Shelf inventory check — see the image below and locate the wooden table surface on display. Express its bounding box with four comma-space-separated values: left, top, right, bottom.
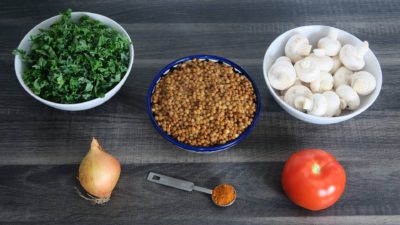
1, 0, 400, 224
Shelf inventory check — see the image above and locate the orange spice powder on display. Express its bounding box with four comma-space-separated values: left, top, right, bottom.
211, 184, 236, 206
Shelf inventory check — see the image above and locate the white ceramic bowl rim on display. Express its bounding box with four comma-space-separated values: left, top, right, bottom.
263, 25, 382, 123
14, 12, 134, 108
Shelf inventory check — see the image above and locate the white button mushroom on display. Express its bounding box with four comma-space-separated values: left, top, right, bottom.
283, 85, 313, 111
294, 57, 320, 83
330, 55, 342, 74
275, 56, 292, 64
268, 60, 297, 90
317, 29, 342, 56
293, 95, 313, 112
323, 91, 341, 117
309, 49, 334, 72
333, 66, 353, 89
285, 34, 313, 63
339, 98, 347, 110
351, 71, 377, 95
306, 94, 328, 116
279, 78, 303, 97
339, 41, 369, 70
336, 84, 360, 110
334, 108, 342, 116
271, 32, 375, 117
310, 71, 334, 93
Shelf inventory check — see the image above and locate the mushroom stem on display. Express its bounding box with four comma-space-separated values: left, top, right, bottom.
336, 85, 360, 110
303, 98, 313, 110
294, 96, 313, 111
323, 91, 341, 117
339, 99, 347, 110
327, 29, 339, 40
357, 41, 369, 57
307, 94, 328, 116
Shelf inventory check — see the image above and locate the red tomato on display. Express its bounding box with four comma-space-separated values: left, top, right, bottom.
282, 149, 346, 211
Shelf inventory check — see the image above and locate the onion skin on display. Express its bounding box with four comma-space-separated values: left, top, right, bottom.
78, 138, 121, 199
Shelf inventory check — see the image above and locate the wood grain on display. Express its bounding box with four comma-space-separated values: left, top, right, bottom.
0, 0, 400, 224
1, 162, 399, 224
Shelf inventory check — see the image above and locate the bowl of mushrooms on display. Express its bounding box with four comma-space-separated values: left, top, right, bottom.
148, 55, 261, 153
263, 25, 382, 124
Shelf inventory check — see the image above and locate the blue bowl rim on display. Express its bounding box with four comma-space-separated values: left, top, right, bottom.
147, 54, 261, 153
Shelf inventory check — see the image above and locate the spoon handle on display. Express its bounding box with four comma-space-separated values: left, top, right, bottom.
147, 172, 212, 194
193, 185, 213, 194
147, 172, 194, 192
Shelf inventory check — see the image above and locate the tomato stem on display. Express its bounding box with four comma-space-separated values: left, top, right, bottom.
312, 163, 321, 175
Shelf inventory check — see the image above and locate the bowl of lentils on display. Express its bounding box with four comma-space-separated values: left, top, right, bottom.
147, 55, 261, 153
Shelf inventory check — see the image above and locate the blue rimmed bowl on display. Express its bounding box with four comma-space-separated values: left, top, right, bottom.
147, 55, 261, 153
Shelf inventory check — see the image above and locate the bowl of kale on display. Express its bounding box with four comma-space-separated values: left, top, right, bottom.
14, 9, 134, 111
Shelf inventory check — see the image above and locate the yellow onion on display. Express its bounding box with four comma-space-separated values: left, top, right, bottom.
78, 138, 121, 204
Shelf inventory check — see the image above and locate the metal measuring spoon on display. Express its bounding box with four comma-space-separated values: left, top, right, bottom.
147, 172, 236, 207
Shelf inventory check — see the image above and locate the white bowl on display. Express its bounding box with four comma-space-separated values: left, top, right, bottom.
14, 12, 134, 111
263, 25, 382, 124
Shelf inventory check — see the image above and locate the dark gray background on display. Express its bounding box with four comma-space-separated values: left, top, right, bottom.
1, 0, 399, 224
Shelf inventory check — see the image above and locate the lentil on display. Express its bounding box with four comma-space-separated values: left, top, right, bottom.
151, 59, 257, 147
